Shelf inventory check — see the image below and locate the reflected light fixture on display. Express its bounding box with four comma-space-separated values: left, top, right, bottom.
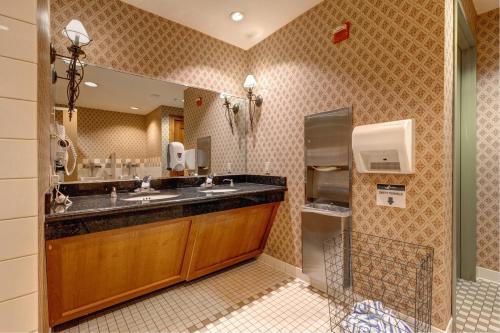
243, 75, 263, 130
84, 81, 98, 88
230, 11, 245, 22
221, 93, 240, 134
51, 19, 92, 121
130, 106, 140, 110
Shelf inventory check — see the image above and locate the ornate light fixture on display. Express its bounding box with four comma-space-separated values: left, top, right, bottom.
221, 93, 240, 134
243, 74, 263, 130
51, 19, 92, 121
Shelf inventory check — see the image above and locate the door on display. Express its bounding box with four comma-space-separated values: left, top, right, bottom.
169, 115, 184, 143
454, 7, 477, 282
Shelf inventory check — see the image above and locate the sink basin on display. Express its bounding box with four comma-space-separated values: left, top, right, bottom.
121, 194, 180, 202
201, 189, 239, 194
79, 176, 104, 182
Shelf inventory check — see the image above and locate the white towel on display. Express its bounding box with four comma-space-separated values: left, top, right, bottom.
340, 300, 414, 333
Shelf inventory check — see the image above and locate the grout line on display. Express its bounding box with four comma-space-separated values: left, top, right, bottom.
0, 177, 38, 180
0, 215, 37, 223
0, 138, 37, 141
0, 253, 38, 264
0, 96, 37, 103
0, 290, 37, 304
0, 13, 36, 26
0, 54, 37, 65
0, 96, 36, 103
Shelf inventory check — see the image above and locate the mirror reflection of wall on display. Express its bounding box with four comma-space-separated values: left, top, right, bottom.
196, 136, 211, 176
52, 60, 247, 183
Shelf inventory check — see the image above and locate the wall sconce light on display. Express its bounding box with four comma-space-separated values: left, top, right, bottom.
51, 19, 92, 121
243, 74, 263, 130
221, 93, 240, 134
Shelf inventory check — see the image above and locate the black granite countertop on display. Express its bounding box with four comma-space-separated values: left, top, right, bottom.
46, 182, 286, 223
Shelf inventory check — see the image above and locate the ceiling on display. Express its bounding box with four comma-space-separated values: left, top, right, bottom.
121, 0, 323, 50
55, 60, 186, 115
473, 0, 499, 14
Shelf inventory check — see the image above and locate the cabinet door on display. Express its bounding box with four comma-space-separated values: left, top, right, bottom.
46, 218, 192, 326
186, 204, 279, 280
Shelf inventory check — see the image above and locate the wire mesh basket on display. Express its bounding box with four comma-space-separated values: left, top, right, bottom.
324, 231, 433, 333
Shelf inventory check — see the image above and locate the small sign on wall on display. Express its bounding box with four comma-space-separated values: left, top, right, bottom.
376, 184, 406, 208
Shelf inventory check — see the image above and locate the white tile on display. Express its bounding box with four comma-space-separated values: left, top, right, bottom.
0, 15, 37, 63
0, 217, 37, 261
0, 178, 37, 220
0, 292, 37, 332
0, 255, 37, 302
0, 139, 37, 179
0, 0, 37, 24
0, 56, 37, 101
0, 98, 36, 139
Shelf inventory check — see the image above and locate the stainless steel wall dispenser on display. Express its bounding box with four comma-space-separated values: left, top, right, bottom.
301, 107, 352, 292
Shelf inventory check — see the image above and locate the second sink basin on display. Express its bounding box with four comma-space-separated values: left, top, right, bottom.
201, 189, 239, 194
121, 194, 180, 202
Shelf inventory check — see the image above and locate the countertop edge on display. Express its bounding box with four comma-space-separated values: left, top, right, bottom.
45, 186, 287, 223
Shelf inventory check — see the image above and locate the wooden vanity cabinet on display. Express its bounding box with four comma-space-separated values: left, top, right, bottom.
185, 203, 279, 280
46, 218, 193, 326
46, 203, 280, 326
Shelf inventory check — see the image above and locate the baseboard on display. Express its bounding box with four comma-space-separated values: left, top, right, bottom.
258, 253, 453, 333
431, 318, 453, 333
257, 253, 310, 284
477, 266, 500, 284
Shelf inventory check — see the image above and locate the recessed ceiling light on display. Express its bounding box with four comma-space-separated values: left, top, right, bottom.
130, 106, 139, 110
84, 81, 98, 88
230, 11, 245, 22
0, 25, 10, 31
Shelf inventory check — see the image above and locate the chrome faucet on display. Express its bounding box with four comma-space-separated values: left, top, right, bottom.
142, 175, 152, 190
201, 174, 214, 188
135, 175, 155, 193
222, 179, 234, 187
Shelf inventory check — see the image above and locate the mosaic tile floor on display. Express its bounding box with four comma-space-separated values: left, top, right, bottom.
55, 260, 331, 333
456, 278, 500, 332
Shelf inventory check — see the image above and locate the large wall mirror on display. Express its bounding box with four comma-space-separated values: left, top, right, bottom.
52, 60, 248, 183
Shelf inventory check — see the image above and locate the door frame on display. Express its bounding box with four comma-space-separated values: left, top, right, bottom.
452, 0, 477, 331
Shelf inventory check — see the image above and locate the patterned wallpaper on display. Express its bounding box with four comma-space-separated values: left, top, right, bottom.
247, 0, 453, 327
77, 107, 148, 161
184, 88, 247, 175
50, 0, 458, 327
50, 0, 247, 97
476, 9, 499, 272
146, 108, 162, 158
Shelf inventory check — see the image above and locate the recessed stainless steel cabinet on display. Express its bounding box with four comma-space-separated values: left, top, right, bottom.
302, 107, 352, 291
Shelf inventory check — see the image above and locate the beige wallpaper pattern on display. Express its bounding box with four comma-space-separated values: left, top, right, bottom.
146, 108, 162, 158
476, 9, 499, 272
247, 0, 452, 327
50, 0, 248, 97
184, 88, 247, 174
77, 107, 148, 161
51, 0, 457, 327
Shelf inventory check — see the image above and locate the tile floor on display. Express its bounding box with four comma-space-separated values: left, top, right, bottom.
455, 278, 500, 332
55, 260, 331, 333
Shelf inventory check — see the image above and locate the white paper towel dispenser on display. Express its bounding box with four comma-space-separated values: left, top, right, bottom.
352, 119, 415, 174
